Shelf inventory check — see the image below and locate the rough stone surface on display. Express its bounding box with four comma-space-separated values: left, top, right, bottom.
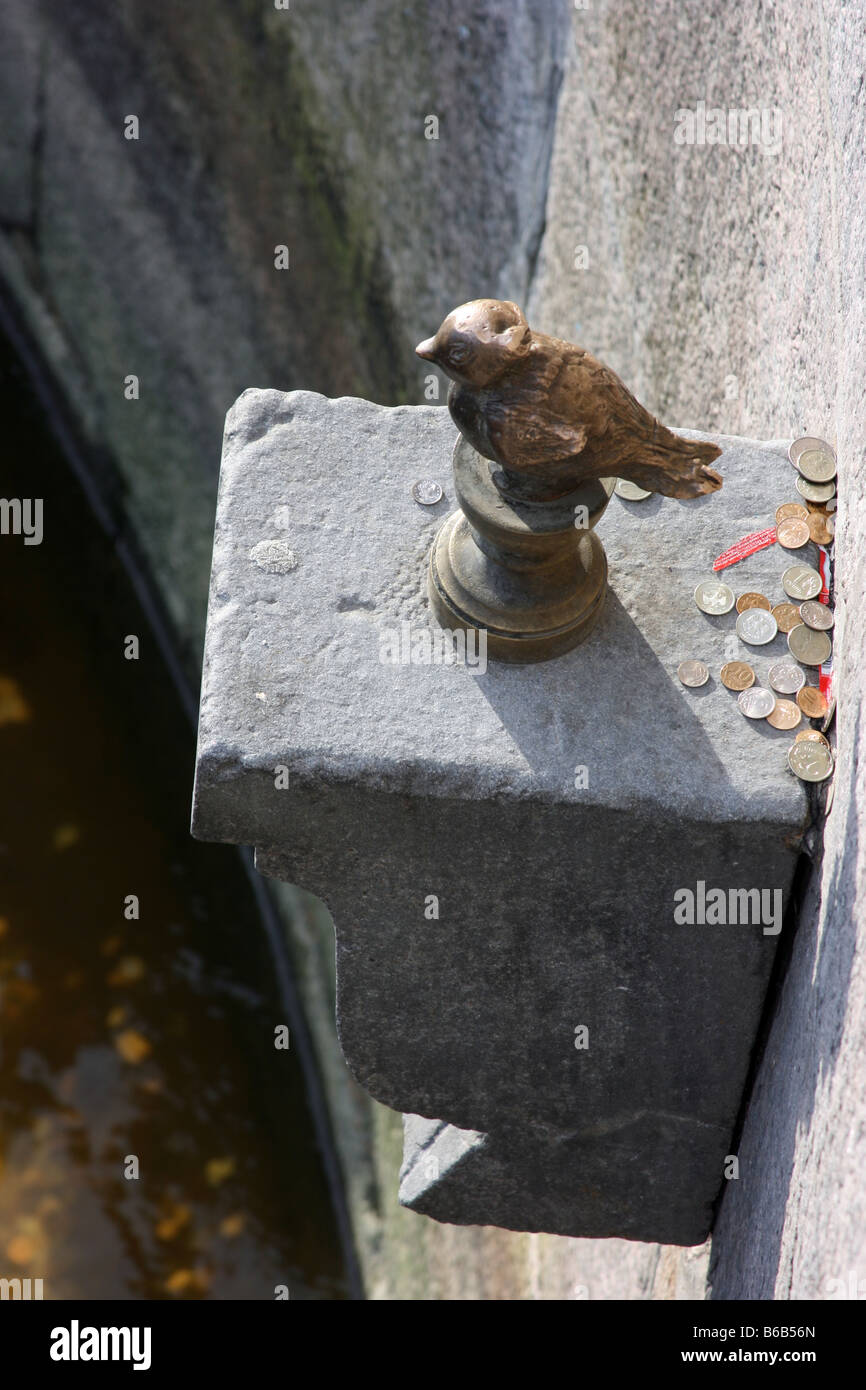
193, 388, 807, 1243
3, 0, 863, 1298
528, 0, 863, 1298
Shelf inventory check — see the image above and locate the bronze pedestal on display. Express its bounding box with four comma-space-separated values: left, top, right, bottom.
428, 436, 615, 664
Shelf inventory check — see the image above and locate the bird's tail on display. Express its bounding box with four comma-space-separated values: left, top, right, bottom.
620, 431, 723, 500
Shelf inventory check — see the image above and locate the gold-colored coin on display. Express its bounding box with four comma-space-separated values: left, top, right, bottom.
736, 592, 771, 613
776, 517, 811, 549
772, 602, 802, 634
775, 502, 808, 524
807, 512, 834, 546
797, 685, 828, 719
787, 740, 834, 782
720, 661, 755, 692
767, 699, 802, 730
796, 730, 830, 748
788, 623, 832, 666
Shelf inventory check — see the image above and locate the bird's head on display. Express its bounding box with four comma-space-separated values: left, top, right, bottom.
415, 299, 531, 387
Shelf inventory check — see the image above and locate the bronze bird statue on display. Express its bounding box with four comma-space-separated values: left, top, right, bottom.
415, 299, 722, 502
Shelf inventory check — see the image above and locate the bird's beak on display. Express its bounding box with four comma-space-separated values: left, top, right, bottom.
415, 337, 437, 362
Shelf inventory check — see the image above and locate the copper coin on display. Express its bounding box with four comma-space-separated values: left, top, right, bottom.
772, 602, 802, 634
775, 502, 809, 523
797, 685, 828, 719
677, 659, 710, 688
776, 517, 811, 549
808, 512, 834, 546
767, 699, 802, 730
788, 623, 831, 666
720, 661, 755, 692
796, 729, 830, 748
799, 600, 834, 631
736, 591, 772, 613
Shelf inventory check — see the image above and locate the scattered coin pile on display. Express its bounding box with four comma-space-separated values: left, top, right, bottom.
682, 436, 837, 784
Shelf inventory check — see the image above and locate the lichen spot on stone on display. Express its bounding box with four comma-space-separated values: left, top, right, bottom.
249, 539, 298, 574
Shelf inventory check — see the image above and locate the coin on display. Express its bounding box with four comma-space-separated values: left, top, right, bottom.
822, 694, 837, 733
736, 591, 771, 612
766, 699, 801, 730
823, 497, 838, 514
739, 687, 776, 719
782, 563, 823, 600
776, 517, 810, 549
787, 740, 833, 782
787, 623, 832, 666
807, 512, 834, 546
736, 608, 778, 645
720, 661, 755, 691
772, 602, 802, 633
694, 579, 735, 614
412, 479, 443, 505
768, 660, 806, 694
797, 446, 837, 483
677, 659, 709, 687
797, 685, 828, 719
775, 502, 809, 524
799, 600, 834, 630
796, 475, 836, 503
789, 436, 834, 466
615, 478, 652, 500
796, 729, 830, 748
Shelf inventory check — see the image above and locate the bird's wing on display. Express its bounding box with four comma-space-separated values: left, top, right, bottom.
488, 348, 589, 468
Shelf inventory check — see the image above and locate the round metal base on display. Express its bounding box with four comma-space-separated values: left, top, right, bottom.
428, 510, 608, 664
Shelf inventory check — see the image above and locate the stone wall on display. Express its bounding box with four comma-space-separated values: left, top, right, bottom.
533, 0, 864, 1302
2, 0, 863, 1298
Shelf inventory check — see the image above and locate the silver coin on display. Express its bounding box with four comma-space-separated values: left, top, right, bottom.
735, 608, 778, 645
768, 660, 806, 695
796, 475, 836, 503
677, 659, 710, 687
788, 623, 832, 666
799, 600, 834, 631
615, 478, 653, 501
787, 740, 833, 783
789, 436, 834, 466
694, 579, 735, 615
796, 446, 837, 483
412, 479, 443, 505
738, 687, 776, 719
824, 497, 838, 513
782, 563, 823, 600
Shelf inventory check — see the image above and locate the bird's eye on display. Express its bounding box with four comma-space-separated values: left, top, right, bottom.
449, 344, 469, 364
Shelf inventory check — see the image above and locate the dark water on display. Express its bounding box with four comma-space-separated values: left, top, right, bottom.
0, 314, 349, 1299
